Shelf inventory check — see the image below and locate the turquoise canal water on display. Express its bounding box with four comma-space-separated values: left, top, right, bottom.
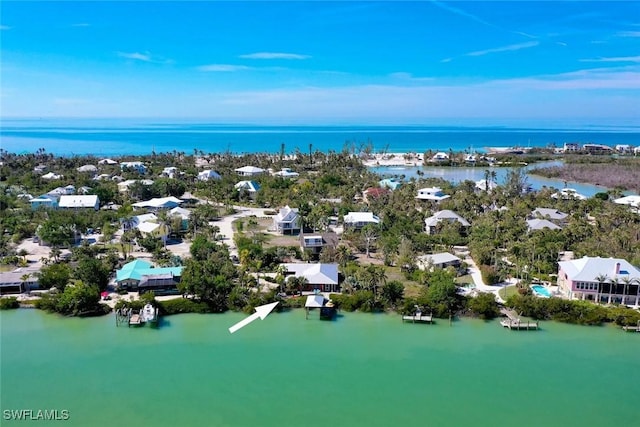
1, 309, 638, 427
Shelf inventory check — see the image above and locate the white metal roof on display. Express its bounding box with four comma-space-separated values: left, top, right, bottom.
343, 212, 380, 224
58, 195, 99, 208
282, 263, 339, 285
424, 210, 470, 227
305, 295, 325, 308
559, 256, 640, 282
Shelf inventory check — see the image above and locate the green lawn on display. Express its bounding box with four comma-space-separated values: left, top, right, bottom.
498, 285, 519, 300
455, 274, 473, 285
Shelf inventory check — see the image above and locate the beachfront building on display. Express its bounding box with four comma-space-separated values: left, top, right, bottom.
281, 263, 340, 293
132, 196, 183, 210
343, 212, 381, 230
235, 166, 265, 177
362, 187, 390, 203
526, 218, 562, 232
300, 232, 339, 256
197, 170, 222, 181
120, 161, 147, 174
416, 187, 450, 202
563, 142, 580, 152
613, 195, 640, 212
417, 252, 462, 271
116, 259, 183, 294
379, 178, 402, 191
557, 256, 640, 306
424, 210, 470, 235
615, 144, 633, 154
430, 152, 449, 163
272, 205, 301, 235
234, 180, 261, 200
272, 168, 299, 178
58, 195, 100, 210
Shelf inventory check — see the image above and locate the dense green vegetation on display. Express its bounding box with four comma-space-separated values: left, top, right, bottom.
1, 148, 639, 326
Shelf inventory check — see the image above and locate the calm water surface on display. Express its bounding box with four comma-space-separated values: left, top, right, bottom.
1, 309, 638, 427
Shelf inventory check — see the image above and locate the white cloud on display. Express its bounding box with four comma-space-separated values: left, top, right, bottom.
117, 51, 172, 64
239, 52, 310, 60
467, 41, 540, 57
580, 56, 640, 63
197, 64, 252, 72
389, 72, 434, 82
0, 25, 11, 30
617, 31, 640, 37
118, 51, 152, 62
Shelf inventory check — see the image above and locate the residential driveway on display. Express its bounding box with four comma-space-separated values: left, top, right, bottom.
216, 206, 274, 256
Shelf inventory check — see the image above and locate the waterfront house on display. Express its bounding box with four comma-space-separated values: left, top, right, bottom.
304, 294, 336, 320
235, 166, 265, 176
557, 256, 640, 306
416, 187, 451, 202
120, 161, 147, 174
0, 270, 39, 294
475, 179, 498, 192
234, 180, 261, 199
58, 195, 100, 210
272, 205, 301, 235
343, 212, 381, 230
613, 195, 640, 211
526, 218, 562, 232
563, 142, 580, 152
615, 144, 632, 154
379, 177, 402, 191
197, 170, 222, 181
281, 263, 340, 293
417, 252, 462, 271
116, 259, 183, 294
582, 143, 613, 154
430, 152, 449, 163
424, 210, 470, 235
300, 232, 339, 256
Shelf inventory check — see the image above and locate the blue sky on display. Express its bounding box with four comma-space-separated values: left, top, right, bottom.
1, 1, 639, 125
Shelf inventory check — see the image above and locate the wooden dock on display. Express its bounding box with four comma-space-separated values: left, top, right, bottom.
129, 314, 142, 326
499, 308, 538, 331
622, 321, 640, 333
402, 313, 433, 324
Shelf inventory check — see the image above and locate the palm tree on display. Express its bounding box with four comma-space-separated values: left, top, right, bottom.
335, 245, 352, 270
595, 273, 609, 304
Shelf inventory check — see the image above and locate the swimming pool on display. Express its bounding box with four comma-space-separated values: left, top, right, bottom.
531, 284, 552, 298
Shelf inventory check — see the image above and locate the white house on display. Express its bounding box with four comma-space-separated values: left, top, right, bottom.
272, 168, 299, 178
132, 196, 183, 210
475, 179, 498, 192
58, 195, 100, 210
615, 144, 632, 153
120, 161, 147, 174
77, 164, 98, 173
343, 212, 380, 229
424, 210, 470, 234
235, 166, 265, 176
417, 252, 462, 270
563, 142, 580, 152
41, 172, 63, 180
234, 181, 261, 199
281, 263, 340, 293
169, 207, 191, 231
117, 179, 153, 193
416, 187, 450, 202
430, 152, 449, 162
161, 167, 178, 178
98, 158, 118, 165
551, 188, 587, 201
273, 205, 301, 235
197, 170, 222, 181
558, 256, 640, 306
613, 195, 640, 209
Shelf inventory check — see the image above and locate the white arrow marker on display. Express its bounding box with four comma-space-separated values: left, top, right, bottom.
228, 302, 279, 334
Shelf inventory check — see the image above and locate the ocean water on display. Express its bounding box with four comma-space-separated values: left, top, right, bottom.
1, 309, 638, 427
1, 119, 639, 156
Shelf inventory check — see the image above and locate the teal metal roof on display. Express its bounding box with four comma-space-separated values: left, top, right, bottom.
116, 259, 182, 282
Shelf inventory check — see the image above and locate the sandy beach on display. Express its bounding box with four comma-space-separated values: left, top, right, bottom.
361, 152, 424, 167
